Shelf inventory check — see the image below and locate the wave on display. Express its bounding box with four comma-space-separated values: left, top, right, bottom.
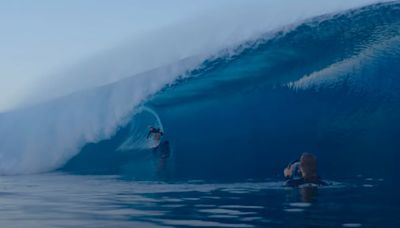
0, 1, 399, 178
61, 2, 400, 180
0, 57, 201, 175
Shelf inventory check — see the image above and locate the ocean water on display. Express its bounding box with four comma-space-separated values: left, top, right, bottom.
0, 1, 400, 227
0, 173, 397, 228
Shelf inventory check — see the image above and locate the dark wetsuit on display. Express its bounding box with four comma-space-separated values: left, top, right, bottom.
285, 177, 327, 187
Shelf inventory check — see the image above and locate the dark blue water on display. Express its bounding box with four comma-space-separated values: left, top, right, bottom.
54, 2, 400, 227
0, 173, 397, 228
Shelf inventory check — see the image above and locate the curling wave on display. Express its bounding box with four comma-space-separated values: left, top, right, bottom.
0, 1, 399, 179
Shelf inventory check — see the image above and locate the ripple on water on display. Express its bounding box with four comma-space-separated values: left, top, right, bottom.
182, 198, 200, 201
202, 196, 221, 199
362, 184, 374, 188
194, 204, 216, 208
199, 208, 257, 215
240, 217, 264, 222
288, 202, 311, 208
208, 215, 239, 219
283, 208, 304, 213
161, 197, 183, 202
219, 205, 264, 209
342, 223, 362, 227
161, 204, 184, 208
155, 219, 254, 227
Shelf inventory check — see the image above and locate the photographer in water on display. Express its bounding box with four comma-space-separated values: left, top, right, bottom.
284, 153, 327, 187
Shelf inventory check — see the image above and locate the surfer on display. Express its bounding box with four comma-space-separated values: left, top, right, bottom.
147, 126, 164, 148
284, 153, 327, 187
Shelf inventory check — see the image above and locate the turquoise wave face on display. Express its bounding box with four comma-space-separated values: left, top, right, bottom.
63, 2, 400, 181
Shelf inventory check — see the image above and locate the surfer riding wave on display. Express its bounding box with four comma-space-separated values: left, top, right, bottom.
147, 126, 171, 174
147, 126, 164, 149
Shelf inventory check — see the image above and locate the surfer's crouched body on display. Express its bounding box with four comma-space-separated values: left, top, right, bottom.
147, 126, 170, 158
284, 153, 327, 187
147, 127, 164, 148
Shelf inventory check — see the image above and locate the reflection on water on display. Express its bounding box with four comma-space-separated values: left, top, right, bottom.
0, 173, 396, 227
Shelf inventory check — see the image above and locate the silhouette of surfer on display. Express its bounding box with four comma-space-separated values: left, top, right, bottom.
147, 126, 171, 174
147, 126, 164, 149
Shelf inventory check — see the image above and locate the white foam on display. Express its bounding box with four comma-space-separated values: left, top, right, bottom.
0, 60, 200, 175
287, 36, 400, 90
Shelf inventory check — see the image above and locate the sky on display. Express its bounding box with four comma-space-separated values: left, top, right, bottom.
0, 0, 384, 112
0, 0, 223, 111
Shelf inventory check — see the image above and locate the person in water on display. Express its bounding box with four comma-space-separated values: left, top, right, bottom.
147, 126, 164, 148
284, 153, 327, 187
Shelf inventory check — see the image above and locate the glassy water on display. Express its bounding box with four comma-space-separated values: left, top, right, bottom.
0, 173, 397, 227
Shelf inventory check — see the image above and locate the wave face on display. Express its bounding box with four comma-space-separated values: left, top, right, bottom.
1, 2, 399, 179
61, 2, 400, 180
